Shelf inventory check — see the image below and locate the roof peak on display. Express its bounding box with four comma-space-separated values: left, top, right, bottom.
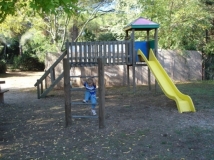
124, 17, 159, 31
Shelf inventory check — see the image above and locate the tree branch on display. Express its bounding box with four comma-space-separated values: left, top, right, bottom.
74, 0, 114, 42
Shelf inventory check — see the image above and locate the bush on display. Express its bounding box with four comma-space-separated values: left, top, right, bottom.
0, 60, 6, 73
97, 33, 117, 41
13, 53, 44, 71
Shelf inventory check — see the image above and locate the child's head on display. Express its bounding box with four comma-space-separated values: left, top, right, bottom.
86, 78, 93, 86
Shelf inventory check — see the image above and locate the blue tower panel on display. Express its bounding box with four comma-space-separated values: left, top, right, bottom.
135, 41, 148, 62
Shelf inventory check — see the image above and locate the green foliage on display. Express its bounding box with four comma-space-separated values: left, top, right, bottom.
0, 0, 16, 23
0, 0, 78, 23
0, 59, 6, 73
13, 53, 44, 71
30, 0, 78, 16
140, 0, 211, 50
100, 0, 141, 40
97, 33, 117, 41
203, 41, 214, 54
0, 0, 214, 71
20, 28, 60, 63
83, 29, 96, 41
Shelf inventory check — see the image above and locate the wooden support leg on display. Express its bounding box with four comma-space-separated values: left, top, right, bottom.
98, 58, 105, 129
63, 58, 71, 127
0, 93, 4, 103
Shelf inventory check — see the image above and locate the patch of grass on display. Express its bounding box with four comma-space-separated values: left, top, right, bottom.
172, 126, 214, 159
176, 81, 214, 110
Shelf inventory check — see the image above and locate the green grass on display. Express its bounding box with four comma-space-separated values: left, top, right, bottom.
176, 80, 214, 110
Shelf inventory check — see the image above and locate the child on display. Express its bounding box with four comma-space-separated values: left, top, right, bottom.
81, 77, 97, 116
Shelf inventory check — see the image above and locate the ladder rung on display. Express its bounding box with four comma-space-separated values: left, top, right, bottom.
70, 87, 99, 91
70, 75, 98, 78
72, 115, 98, 119
70, 88, 85, 91
71, 101, 99, 105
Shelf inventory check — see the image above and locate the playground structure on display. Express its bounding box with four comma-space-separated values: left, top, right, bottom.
35, 17, 196, 127
35, 17, 159, 98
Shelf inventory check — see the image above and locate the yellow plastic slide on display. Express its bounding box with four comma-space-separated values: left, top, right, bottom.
138, 49, 196, 113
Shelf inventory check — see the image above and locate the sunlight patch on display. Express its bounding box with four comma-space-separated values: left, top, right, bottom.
50, 106, 62, 110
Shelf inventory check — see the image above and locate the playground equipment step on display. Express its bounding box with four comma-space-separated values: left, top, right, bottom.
71, 101, 99, 105
70, 88, 85, 91
70, 87, 99, 91
70, 75, 98, 78
72, 115, 98, 119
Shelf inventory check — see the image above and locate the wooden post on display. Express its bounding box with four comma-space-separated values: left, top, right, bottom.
154, 29, 158, 92
66, 40, 69, 60
131, 29, 136, 91
127, 40, 131, 89
147, 30, 151, 91
37, 79, 40, 99
132, 50, 136, 91
63, 58, 71, 127
127, 65, 130, 88
98, 58, 105, 129
41, 80, 43, 95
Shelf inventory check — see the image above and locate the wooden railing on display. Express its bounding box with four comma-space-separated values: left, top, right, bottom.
67, 40, 133, 66
34, 51, 67, 99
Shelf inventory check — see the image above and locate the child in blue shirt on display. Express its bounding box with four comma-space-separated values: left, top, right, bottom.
81, 77, 97, 115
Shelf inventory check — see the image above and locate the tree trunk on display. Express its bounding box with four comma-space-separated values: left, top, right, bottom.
71, 19, 79, 42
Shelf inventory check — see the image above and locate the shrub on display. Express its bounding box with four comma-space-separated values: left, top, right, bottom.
97, 33, 117, 41
13, 53, 44, 71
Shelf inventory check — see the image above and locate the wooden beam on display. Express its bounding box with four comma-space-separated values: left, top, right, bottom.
131, 29, 136, 91
37, 79, 40, 99
147, 30, 151, 91
154, 28, 158, 92
63, 58, 71, 127
98, 58, 105, 129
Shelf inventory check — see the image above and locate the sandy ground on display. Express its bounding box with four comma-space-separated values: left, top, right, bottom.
0, 71, 44, 90
0, 71, 44, 104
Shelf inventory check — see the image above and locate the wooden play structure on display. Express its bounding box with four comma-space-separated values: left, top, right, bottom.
35, 17, 196, 127
34, 17, 160, 127
35, 17, 159, 99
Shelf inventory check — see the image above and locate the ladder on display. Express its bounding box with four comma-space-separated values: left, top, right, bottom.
63, 58, 105, 128
70, 75, 99, 119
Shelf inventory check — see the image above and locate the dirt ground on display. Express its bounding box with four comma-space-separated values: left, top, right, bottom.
0, 71, 214, 160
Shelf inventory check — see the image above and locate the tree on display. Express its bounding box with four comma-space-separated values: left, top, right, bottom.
0, 0, 78, 23
100, 0, 142, 40
139, 0, 211, 50
97, 33, 117, 41
200, 0, 214, 54
69, 0, 115, 42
